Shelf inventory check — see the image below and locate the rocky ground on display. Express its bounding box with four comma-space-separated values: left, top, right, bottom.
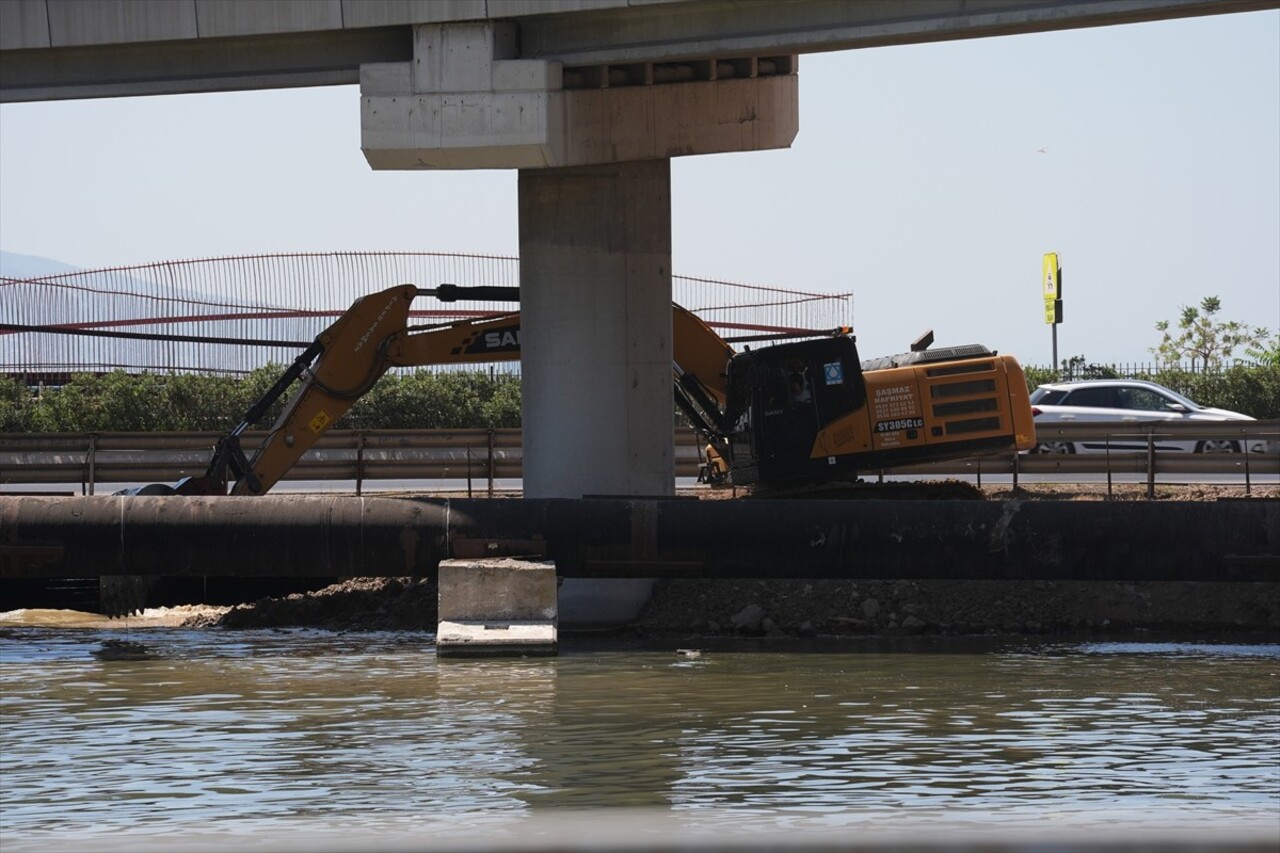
172, 482, 1279, 637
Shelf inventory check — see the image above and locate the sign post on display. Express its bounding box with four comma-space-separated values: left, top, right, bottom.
1042, 253, 1063, 376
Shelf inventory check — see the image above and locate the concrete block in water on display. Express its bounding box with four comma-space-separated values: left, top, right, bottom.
437, 558, 557, 657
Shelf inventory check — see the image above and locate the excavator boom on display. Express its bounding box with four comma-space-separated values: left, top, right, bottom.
219, 285, 525, 494
181, 284, 734, 495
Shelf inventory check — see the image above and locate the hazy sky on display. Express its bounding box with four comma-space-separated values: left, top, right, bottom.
1, 9, 1277, 366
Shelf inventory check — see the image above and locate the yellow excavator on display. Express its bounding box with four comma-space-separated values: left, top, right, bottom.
154, 283, 1035, 496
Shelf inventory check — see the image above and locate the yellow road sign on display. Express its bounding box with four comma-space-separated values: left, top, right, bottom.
1042, 253, 1061, 300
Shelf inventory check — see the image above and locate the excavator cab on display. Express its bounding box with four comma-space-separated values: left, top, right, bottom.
722, 335, 866, 485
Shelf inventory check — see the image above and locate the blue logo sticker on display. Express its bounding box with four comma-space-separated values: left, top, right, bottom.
823, 361, 843, 385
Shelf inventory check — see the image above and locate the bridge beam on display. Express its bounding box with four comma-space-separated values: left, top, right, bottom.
359, 22, 798, 170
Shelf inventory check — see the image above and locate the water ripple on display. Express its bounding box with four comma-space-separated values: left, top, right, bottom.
1, 630, 1276, 841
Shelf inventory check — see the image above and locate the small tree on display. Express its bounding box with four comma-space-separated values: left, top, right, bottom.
1244, 338, 1280, 368
1151, 296, 1273, 371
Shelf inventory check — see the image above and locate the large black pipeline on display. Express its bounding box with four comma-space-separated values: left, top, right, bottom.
2, 495, 1277, 583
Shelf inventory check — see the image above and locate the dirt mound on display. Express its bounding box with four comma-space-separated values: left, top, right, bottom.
183, 577, 437, 631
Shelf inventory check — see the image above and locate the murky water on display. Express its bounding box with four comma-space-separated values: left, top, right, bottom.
1, 618, 1277, 850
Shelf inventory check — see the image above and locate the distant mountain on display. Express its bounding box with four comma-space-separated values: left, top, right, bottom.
0, 251, 81, 279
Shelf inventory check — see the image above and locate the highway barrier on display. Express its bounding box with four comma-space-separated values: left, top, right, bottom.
1, 421, 1277, 496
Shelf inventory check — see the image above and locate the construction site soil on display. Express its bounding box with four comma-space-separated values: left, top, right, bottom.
173, 483, 1279, 638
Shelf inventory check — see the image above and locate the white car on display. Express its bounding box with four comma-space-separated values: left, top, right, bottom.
1029, 379, 1264, 454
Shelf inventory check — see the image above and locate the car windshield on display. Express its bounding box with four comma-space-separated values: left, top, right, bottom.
1154, 387, 1203, 410
1115, 386, 1179, 411
1029, 388, 1067, 405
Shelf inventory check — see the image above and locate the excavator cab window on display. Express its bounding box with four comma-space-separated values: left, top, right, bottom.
772, 362, 813, 408
754, 337, 864, 418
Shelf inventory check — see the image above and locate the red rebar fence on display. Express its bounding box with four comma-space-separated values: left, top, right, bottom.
2, 252, 851, 381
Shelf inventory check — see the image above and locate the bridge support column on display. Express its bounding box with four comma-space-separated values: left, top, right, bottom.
518, 159, 674, 500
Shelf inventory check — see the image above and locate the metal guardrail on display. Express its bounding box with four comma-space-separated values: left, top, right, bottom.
0, 429, 530, 496
1, 421, 1277, 495
1028, 418, 1280, 445
890, 420, 1280, 496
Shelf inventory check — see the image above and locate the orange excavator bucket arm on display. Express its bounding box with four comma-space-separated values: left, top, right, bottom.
179, 284, 738, 496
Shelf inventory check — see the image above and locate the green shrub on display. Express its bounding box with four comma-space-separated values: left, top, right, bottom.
341, 371, 521, 430
1139, 365, 1280, 420
1023, 365, 1057, 391
8, 359, 1272, 433
3, 369, 523, 433
0, 376, 32, 432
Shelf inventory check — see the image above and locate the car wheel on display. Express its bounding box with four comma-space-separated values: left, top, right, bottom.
1035, 441, 1075, 454
1195, 439, 1240, 453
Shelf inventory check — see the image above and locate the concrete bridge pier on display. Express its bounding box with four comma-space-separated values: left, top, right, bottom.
518, 160, 673, 625
360, 20, 797, 626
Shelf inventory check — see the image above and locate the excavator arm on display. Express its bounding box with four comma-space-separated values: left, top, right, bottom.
179, 283, 740, 496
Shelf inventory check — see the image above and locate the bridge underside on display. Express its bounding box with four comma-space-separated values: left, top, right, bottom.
1, 0, 1271, 101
